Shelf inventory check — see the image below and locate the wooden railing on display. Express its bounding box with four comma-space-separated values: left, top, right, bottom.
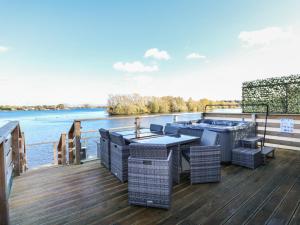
68, 121, 81, 165
203, 112, 300, 151
0, 121, 26, 225
57, 133, 67, 165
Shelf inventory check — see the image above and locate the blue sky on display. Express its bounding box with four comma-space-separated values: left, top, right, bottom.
1, 0, 300, 105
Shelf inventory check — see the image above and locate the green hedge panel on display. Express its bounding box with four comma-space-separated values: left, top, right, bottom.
242, 75, 300, 114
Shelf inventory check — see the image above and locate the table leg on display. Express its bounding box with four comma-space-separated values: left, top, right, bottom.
171, 145, 180, 185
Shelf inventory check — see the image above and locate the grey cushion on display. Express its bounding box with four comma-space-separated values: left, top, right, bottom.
164, 125, 180, 135
99, 128, 110, 139
109, 132, 126, 146
150, 124, 163, 133
200, 130, 219, 146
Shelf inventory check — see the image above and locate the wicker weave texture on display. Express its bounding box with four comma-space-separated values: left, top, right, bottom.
129, 143, 168, 159
232, 147, 262, 169
100, 137, 110, 170
110, 142, 130, 182
190, 145, 221, 184
128, 151, 173, 209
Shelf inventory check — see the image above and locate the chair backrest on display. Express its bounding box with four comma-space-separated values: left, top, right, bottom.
99, 128, 110, 140
164, 125, 180, 135
200, 129, 219, 146
109, 132, 126, 146
150, 124, 163, 133
179, 127, 203, 137
129, 143, 168, 159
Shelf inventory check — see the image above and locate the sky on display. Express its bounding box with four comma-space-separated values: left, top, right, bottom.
0, 0, 300, 105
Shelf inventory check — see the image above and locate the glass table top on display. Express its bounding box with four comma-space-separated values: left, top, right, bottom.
131, 134, 200, 147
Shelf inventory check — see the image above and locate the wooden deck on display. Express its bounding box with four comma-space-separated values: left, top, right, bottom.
9, 149, 300, 225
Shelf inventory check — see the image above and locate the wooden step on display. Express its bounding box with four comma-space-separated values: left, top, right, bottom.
240, 136, 264, 143
262, 146, 275, 156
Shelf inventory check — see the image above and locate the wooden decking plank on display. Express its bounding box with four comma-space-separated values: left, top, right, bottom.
10, 176, 121, 215
120, 166, 245, 225
99, 163, 256, 225
220, 160, 299, 225
288, 201, 300, 225
10, 173, 115, 205
182, 155, 295, 225
73, 179, 192, 225
11, 163, 105, 191
64, 178, 192, 225
244, 175, 299, 225
113, 151, 292, 224
8, 149, 300, 225
156, 152, 292, 225
10, 169, 115, 203
266, 177, 300, 225
10, 183, 128, 225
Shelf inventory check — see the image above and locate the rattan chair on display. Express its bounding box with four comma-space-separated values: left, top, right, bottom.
109, 132, 130, 182
150, 124, 164, 134
164, 125, 180, 135
99, 128, 110, 170
190, 145, 221, 184
181, 129, 221, 184
179, 127, 203, 137
128, 143, 173, 209
182, 129, 219, 161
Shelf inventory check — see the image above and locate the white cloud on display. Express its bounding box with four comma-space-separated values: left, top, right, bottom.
114, 25, 300, 101
3, 25, 300, 105
113, 61, 158, 73
238, 26, 294, 47
186, 53, 206, 60
144, 48, 170, 60
0, 46, 8, 53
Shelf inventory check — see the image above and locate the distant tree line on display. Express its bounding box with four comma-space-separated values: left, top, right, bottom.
107, 94, 239, 115
0, 104, 105, 111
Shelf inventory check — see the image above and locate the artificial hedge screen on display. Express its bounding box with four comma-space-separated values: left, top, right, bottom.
242, 75, 300, 114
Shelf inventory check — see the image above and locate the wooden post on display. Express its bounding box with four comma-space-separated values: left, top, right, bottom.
173, 115, 178, 123
68, 123, 75, 164
57, 133, 67, 165
74, 121, 81, 165
20, 132, 27, 172
53, 142, 58, 165
135, 117, 141, 138
61, 133, 67, 165
0, 142, 9, 225
251, 113, 257, 123
11, 126, 20, 176
251, 113, 257, 135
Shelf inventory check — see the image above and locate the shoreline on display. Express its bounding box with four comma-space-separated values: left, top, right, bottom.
0, 106, 107, 112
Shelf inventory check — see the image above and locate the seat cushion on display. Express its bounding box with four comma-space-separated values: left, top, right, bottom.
201, 129, 219, 146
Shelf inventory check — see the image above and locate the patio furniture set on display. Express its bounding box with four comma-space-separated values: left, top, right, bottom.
98, 119, 275, 209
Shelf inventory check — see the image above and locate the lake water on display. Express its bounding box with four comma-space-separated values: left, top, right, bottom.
0, 108, 241, 168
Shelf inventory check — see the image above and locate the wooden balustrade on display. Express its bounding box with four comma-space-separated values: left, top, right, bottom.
57, 133, 67, 165
68, 121, 81, 165
0, 121, 26, 225
68, 122, 75, 164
